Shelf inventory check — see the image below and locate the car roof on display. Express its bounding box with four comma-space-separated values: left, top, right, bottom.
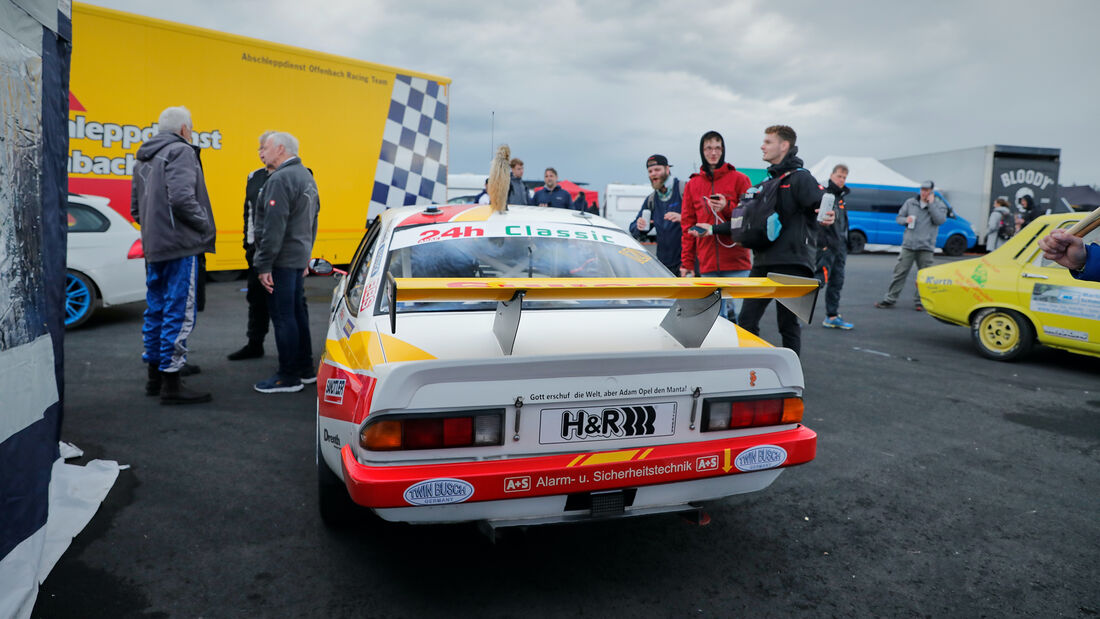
68, 193, 113, 209
382, 204, 622, 230
1032, 212, 1083, 223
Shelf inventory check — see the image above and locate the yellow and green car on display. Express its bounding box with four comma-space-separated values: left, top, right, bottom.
917, 213, 1100, 361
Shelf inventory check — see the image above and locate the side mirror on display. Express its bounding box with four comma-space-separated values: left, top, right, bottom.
308, 258, 334, 276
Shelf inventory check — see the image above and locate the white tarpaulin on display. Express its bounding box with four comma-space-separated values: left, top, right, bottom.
809, 156, 921, 188
0, 453, 120, 619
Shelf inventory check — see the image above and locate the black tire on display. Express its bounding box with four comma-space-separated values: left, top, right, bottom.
207, 269, 244, 283
943, 234, 968, 256
848, 230, 866, 254
317, 434, 359, 527
970, 307, 1035, 361
65, 270, 99, 329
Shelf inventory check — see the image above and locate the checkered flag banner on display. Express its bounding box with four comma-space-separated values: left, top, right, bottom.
371, 74, 449, 213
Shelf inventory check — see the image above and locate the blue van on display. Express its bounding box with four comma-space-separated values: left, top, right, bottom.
844, 184, 977, 256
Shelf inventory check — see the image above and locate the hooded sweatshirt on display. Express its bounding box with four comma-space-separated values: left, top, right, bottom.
750, 146, 825, 272
131, 131, 216, 262
680, 132, 752, 273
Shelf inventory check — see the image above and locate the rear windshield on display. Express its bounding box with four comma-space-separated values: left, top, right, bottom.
379, 221, 674, 313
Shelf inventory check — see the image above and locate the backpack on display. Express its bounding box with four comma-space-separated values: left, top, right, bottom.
997, 208, 1015, 240
727, 171, 793, 251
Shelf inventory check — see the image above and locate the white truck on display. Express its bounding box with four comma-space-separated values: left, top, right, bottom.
882, 145, 1064, 244
602, 183, 653, 232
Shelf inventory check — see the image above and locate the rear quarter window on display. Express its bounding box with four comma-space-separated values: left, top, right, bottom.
67, 203, 110, 232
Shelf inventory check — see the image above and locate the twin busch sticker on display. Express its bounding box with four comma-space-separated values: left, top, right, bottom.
324, 378, 346, 404
735, 445, 788, 472
404, 478, 474, 506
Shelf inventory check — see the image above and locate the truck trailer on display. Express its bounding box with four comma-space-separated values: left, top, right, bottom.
882, 145, 1061, 246
68, 3, 450, 271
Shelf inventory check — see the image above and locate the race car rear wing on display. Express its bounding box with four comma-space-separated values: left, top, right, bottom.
384, 274, 819, 353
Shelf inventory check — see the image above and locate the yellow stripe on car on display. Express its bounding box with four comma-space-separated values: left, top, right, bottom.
325, 331, 435, 371
451, 204, 494, 222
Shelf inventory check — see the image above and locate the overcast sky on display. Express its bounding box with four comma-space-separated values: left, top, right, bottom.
87, 0, 1100, 192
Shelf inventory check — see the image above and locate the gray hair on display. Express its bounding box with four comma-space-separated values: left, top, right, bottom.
832, 163, 849, 174
258, 130, 275, 147
158, 106, 192, 135
265, 131, 299, 156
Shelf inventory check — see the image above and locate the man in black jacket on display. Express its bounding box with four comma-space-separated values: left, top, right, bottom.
737, 125, 830, 355
228, 131, 275, 360
815, 163, 853, 329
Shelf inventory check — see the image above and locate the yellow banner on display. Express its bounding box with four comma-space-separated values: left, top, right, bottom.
69, 3, 449, 270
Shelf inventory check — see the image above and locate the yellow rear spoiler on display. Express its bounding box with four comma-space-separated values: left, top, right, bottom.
384, 274, 819, 352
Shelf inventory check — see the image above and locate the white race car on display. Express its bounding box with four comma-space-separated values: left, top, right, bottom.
315, 204, 818, 532
65, 194, 146, 328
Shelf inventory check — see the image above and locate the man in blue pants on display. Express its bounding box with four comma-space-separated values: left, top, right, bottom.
131, 106, 216, 404
252, 132, 321, 393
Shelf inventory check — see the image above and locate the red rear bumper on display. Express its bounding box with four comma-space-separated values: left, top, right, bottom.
341, 425, 816, 508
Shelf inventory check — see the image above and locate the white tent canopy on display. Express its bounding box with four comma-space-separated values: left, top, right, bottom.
809, 156, 920, 188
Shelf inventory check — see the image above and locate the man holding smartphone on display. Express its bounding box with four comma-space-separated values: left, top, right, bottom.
679, 130, 752, 321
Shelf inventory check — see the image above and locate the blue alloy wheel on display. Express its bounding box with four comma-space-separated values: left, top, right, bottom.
65, 270, 97, 328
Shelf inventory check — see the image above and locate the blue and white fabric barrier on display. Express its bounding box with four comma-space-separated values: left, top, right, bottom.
0, 1, 72, 617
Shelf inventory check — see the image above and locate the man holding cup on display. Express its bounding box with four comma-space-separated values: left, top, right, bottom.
874, 180, 948, 310
628, 154, 683, 273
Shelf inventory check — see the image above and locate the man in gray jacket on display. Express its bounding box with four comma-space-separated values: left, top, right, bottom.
252, 132, 320, 393
507, 157, 530, 205
875, 180, 948, 311
131, 106, 216, 404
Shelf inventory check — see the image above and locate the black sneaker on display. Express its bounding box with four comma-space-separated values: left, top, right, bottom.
227, 343, 264, 360
873, 301, 895, 309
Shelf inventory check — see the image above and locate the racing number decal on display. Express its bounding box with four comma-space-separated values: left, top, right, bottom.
418, 226, 485, 244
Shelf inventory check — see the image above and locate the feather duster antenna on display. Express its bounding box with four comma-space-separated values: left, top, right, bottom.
488, 144, 511, 213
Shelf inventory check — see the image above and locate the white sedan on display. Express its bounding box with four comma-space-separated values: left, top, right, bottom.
315, 203, 820, 533
65, 194, 146, 328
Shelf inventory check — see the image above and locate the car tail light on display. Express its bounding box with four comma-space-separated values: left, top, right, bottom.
702, 396, 802, 432
127, 239, 144, 259
361, 410, 503, 451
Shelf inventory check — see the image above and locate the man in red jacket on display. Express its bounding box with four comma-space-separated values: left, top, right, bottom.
680, 130, 752, 321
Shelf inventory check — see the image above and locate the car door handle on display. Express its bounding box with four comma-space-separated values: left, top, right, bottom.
1022, 273, 1048, 279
